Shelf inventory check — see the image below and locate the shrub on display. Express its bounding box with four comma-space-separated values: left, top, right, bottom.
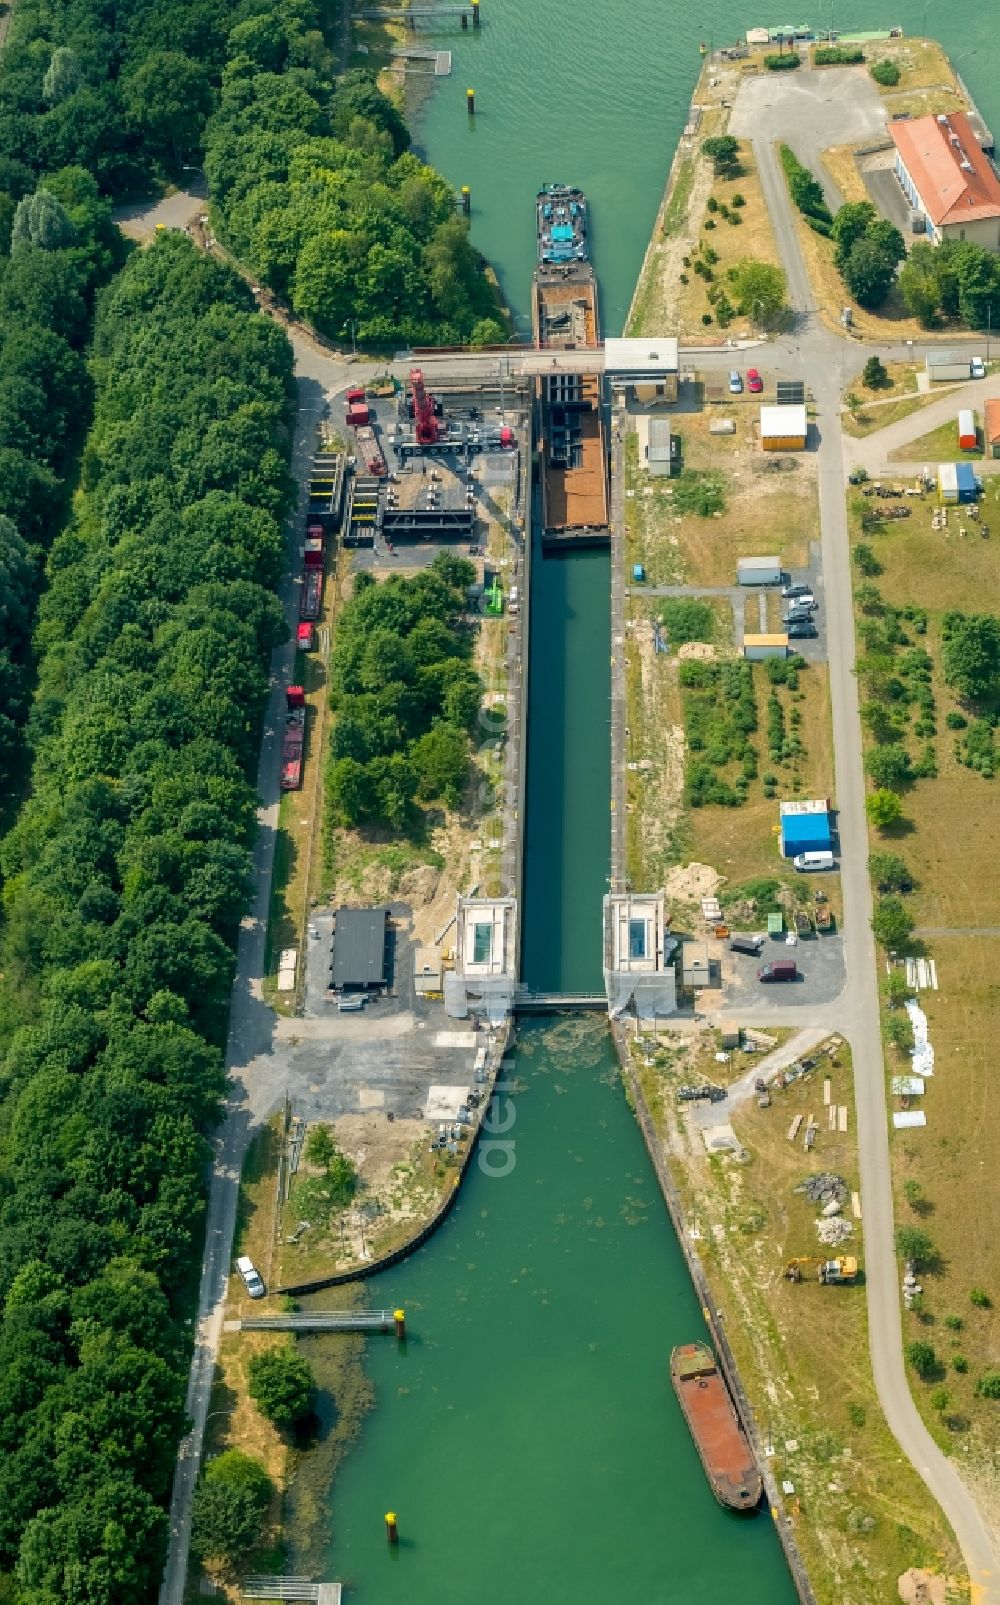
886, 1012, 914, 1054
975, 1371, 1000, 1399
779, 144, 833, 227
731, 193, 746, 208
944, 1314, 964, 1332
701, 313, 713, 325
896, 1226, 935, 1268
871, 58, 901, 86
869, 851, 913, 893
192, 1451, 273, 1566
248, 1347, 316, 1428
952, 1355, 969, 1374
872, 897, 915, 951
659, 598, 714, 643
970, 1287, 992, 1308
702, 135, 742, 177
707, 196, 719, 213
945, 710, 968, 729
853, 541, 883, 577
703, 245, 719, 264
862, 355, 891, 390
765, 52, 801, 71
814, 44, 864, 64
671, 469, 727, 517
905, 1341, 939, 1381
704, 218, 716, 230
930, 1385, 951, 1413
867, 789, 903, 829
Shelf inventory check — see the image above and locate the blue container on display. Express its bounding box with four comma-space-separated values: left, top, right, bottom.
632, 564, 646, 582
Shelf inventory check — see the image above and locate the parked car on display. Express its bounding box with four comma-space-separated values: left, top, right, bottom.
786, 621, 818, 639
729, 370, 743, 394
746, 367, 763, 393
781, 581, 812, 599
758, 960, 797, 983
793, 850, 836, 871
971, 356, 986, 379
783, 590, 815, 610
236, 1255, 266, 1299
784, 608, 816, 626
730, 933, 764, 955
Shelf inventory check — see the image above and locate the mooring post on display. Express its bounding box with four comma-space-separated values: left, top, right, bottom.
472, 0, 481, 25
394, 1307, 406, 1339
461, 8, 468, 26
466, 86, 475, 115
385, 1512, 399, 1545
461, 185, 471, 214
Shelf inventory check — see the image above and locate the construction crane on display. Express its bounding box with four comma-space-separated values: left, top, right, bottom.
785, 1255, 858, 1285
409, 368, 441, 447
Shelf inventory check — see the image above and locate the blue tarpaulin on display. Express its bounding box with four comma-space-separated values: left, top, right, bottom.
780, 812, 831, 857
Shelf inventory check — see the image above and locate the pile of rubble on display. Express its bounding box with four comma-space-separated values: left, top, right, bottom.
795, 1172, 848, 1208
816, 1216, 854, 1247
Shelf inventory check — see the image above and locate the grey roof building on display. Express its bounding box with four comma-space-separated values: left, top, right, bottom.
331, 907, 388, 991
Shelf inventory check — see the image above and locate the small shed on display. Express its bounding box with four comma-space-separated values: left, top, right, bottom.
682, 941, 711, 989
780, 810, 832, 859
958, 409, 977, 450
331, 906, 388, 993
414, 946, 443, 996
743, 632, 788, 661
738, 555, 782, 586
760, 404, 807, 451
985, 398, 1000, 458
646, 418, 681, 477
719, 1028, 741, 1051
766, 912, 784, 937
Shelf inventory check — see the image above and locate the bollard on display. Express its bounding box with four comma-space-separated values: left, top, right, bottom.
385, 1512, 399, 1545
461, 8, 467, 25
472, 0, 480, 25
466, 87, 475, 116
394, 1308, 406, 1339
461, 186, 471, 215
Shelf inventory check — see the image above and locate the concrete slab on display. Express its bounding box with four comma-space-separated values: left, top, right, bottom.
357, 1087, 386, 1109
730, 68, 888, 208
424, 1085, 471, 1121
435, 1031, 477, 1048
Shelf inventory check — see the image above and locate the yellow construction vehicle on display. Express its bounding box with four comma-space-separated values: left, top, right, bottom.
785, 1255, 858, 1285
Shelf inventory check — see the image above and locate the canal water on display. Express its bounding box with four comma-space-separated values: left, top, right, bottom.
322, 538, 796, 1597
322, 0, 1000, 1594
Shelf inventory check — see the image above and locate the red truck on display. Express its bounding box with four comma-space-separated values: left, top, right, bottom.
281, 686, 306, 791
300, 568, 322, 620
297, 622, 315, 651
345, 386, 370, 428
304, 535, 324, 570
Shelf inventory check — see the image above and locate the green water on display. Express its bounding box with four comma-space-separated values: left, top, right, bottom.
321, 2, 1000, 1594
412, 0, 1000, 335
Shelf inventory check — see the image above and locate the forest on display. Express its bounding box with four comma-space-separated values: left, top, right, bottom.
0, 234, 295, 1600
327, 555, 483, 829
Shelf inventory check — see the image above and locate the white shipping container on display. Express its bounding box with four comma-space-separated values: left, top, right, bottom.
938, 461, 959, 503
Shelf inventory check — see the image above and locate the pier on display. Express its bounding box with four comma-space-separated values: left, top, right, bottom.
243, 1580, 341, 1604
354, 3, 480, 25
390, 46, 452, 73
225, 1310, 400, 1333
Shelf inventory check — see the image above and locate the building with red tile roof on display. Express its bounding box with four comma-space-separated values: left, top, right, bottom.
890, 111, 1000, 249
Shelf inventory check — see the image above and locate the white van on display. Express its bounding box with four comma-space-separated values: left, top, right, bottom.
793, 850, 835, 872
508, 585, 519, 616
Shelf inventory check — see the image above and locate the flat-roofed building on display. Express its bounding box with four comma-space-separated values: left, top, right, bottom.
603, 891, 678, 1018
331, 907, 388, 993
445, 896, 518, 1022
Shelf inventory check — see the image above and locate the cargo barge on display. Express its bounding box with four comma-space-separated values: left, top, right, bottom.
532, 185, 609, 550
670, 1342, 763, 1512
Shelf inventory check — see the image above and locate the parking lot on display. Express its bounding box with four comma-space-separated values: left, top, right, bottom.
723, 926, 846, 1010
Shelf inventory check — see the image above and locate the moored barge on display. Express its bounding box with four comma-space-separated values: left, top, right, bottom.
670, 1342, 763, 1512
532, 185, 609, 550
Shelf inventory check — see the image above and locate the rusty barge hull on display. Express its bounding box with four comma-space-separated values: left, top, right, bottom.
670, 1342, 763, 1512
532, 253, 609, 549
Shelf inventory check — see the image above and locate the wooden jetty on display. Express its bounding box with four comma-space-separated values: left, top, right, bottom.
243, 1579, 341, 1604
354, 2, 480, 26
391, 46, 452, 73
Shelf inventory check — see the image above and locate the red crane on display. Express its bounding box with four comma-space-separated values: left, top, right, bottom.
410, 367, 441, 446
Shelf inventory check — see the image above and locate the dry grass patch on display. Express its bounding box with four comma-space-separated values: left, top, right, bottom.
678, 141, 783, 338
870, 38, 959, 97
624, 410, 817, 587
821, 143, 870, 205
636, 1031, 962, 1602
891, 939, 1000, 1479
842, 391, 937, 437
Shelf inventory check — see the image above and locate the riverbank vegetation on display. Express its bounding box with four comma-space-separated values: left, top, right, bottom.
204, 42, 504, 346
847, 466, 1000, 1476
0, 235, 295, 1600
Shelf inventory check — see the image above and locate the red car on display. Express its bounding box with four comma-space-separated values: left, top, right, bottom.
747, 368, 763, 393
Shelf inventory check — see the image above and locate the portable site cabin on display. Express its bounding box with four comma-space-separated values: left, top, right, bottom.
940, 461, 980, 503
926, 350, 971, 383
743, 633, 789, 661
779, 798, 832, 859
760, 404, 807, 451
986, 398, 1000, 459
737, 555, 782, 587
958, 409, 978, 450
